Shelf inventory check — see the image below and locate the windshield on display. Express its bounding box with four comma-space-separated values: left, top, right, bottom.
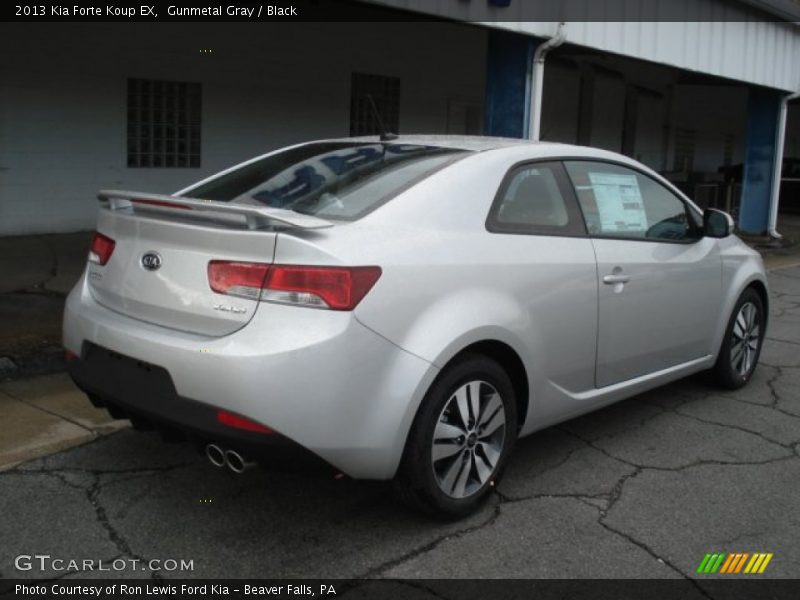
183, 142, 469, 220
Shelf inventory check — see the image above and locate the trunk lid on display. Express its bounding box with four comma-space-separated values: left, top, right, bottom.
86, 190, 331, 337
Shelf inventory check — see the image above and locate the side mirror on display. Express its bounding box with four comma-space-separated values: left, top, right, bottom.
703, 209, 734, 238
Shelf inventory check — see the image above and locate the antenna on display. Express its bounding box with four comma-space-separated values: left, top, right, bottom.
365, 94, 398, 141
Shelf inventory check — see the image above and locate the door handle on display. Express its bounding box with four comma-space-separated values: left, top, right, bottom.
603, 274, 630, 285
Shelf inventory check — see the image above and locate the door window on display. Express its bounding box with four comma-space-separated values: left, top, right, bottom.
488, 162, 585, 236
564, 161, 700, 241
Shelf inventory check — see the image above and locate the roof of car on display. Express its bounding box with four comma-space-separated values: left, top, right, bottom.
345, 134, 553, 152
341, 134, 641, 168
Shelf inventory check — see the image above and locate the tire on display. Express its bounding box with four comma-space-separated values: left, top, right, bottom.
712, 287, 765, 390
395, 353, 518, 518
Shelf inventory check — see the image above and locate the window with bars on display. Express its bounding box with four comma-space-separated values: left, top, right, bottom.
127, 78, 202, 168
349, 73, 400, 137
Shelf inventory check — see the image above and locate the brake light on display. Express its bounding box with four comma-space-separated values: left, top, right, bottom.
216, 410, 273, 434
131, 198, 192, 210
89, 232, 116, 266
207, 262, 381, 311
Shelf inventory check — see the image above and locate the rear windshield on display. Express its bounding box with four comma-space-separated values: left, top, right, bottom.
183, 142, 469, 220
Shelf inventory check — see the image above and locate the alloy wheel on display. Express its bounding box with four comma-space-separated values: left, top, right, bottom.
731, 301, 760, 377
431, 380, 506, 499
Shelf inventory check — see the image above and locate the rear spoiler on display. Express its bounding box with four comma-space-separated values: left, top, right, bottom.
97, 190, 333, 230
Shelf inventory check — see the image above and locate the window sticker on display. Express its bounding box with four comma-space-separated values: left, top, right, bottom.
588, 172, 647, 234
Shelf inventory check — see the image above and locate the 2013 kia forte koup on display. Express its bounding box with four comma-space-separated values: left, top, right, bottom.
64, 136, 768, 516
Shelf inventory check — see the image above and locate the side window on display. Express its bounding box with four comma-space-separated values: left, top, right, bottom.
488, 162, 585, 236
564, 161, 699, 241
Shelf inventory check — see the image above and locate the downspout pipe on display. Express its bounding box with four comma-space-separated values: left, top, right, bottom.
768, 89, 800, 239
528, 22, 566, 141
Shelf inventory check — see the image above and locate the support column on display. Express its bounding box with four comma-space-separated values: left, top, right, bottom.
484, 30, 536, 139
739, 88, 782, 234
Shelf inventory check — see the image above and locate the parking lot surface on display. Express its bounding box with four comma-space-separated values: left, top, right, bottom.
1, 268, 799, 582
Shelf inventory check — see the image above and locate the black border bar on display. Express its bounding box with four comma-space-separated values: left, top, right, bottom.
3, 0, 798, 23
4, 579, 800, 600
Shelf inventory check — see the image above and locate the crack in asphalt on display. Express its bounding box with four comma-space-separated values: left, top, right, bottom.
84, 471, 174, 580
669, 405, 799, 450
527, 443, 717, 596
6, 460, 194, 580
493, 486, 610, 507
766, 335, 800, 347
560, 423, 797, 474
721, 364, 800, 419
355, 503, 503, 579
595, 519, 712, 597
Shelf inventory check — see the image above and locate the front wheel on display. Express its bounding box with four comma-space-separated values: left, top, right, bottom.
712, 287, 765, 389
395, 354, 518, 518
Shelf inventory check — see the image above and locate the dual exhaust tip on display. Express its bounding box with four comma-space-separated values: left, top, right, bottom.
205, 443, 254, 474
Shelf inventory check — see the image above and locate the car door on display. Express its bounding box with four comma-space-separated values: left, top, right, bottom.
485, 161, 599, 403
563, 160, 721, 388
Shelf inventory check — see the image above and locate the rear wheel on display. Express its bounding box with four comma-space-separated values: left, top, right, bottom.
712, 287, 765, 389
395, 354, 518, 518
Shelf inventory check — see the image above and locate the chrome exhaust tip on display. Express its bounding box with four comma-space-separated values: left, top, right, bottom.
225, 449, 255, 474
205, 443, 226, 468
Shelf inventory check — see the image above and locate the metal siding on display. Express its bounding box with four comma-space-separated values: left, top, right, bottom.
370, 0, 800, 92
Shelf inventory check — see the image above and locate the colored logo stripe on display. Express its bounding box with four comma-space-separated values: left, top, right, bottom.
745, 553, 773, 574
730, 553, 749, 573
697, 553, 726, 573
698, 552, 773, 574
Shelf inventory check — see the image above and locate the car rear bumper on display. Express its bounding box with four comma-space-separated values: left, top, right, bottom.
67, 343, 326, 468
63, 273, 439, 479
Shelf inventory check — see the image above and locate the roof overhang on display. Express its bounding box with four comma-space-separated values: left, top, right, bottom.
738, 0, 800, 22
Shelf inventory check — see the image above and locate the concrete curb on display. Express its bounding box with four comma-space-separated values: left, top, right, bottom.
0, 373, 128, 471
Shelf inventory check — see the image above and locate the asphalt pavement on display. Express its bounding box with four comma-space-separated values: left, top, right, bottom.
1, 268, 799, 583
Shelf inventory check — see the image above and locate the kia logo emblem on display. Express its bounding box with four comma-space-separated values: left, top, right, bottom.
141, 252, 162, 271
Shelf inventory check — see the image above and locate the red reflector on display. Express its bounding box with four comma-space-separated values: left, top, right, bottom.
216, 410, 273, 434
131, 198, 192, 210
208, 261, 271, 296
266, 265, 382, 310
89, 232, 116, 266
64, 350, 79, 362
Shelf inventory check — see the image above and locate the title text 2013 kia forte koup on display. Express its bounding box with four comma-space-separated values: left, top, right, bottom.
64, 136, 768, 516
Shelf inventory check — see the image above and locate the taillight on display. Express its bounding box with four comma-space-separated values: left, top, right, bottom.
207, 262, 381, 311
216, 410, 273, 434
265, 265, 382, 310
207, 261, 270, 299
89, 232, 116, 266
